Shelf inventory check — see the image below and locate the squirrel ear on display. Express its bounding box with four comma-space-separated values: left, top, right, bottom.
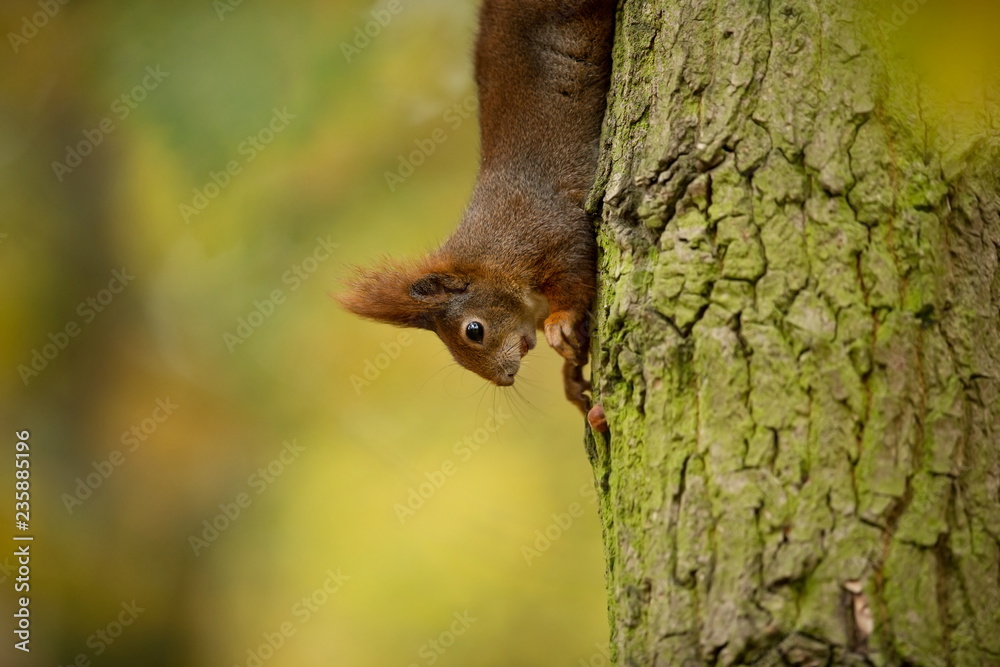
337, 263, 463, 330
409, 273, 469, 303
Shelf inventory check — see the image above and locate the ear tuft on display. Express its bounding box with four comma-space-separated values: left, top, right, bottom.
336, 259, 465, 330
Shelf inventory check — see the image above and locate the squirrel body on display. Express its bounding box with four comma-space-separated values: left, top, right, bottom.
340, 0, 615, 414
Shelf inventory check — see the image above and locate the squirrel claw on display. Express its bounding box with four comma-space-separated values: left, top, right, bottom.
545, 310, 584, 362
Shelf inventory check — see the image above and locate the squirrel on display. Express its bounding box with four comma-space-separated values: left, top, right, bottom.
339, 0, 615, 423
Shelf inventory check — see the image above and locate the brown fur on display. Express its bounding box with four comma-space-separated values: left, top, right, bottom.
338, 0, 616, 413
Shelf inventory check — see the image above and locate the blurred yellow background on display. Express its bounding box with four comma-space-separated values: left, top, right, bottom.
0, 1, 608, 665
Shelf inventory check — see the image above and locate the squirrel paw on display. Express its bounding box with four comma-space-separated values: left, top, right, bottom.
587, 404, 608, 432
545, 310, 585, 363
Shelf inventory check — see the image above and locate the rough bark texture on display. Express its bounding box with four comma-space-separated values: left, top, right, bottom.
586, 1, 1000, 665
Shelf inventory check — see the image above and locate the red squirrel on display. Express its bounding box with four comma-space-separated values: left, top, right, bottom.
339, 0, 615, 420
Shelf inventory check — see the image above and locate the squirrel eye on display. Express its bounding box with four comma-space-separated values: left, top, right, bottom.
465, 321, 484, 343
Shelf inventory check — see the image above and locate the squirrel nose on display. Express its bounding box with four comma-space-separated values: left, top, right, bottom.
498, 356, 521, 385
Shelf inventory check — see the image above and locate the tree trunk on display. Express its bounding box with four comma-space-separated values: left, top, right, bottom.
587, 1, 1000, 665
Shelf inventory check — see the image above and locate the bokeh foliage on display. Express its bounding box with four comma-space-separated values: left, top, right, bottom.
0, 1, 607, 665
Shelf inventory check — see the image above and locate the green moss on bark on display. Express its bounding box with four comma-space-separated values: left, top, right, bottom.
588, 0, 1000, 665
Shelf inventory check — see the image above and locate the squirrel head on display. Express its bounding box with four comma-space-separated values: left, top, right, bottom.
338, 260, 544, 386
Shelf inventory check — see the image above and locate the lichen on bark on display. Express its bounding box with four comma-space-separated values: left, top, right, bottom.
587, 0, 1000, 665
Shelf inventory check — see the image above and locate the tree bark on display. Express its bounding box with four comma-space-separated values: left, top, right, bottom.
587, 1, 1000, 665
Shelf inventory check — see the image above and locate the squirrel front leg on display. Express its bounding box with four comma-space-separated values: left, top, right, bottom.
541, 278, 594, 414
539, 227, 596, 367
563, 358, 591, 414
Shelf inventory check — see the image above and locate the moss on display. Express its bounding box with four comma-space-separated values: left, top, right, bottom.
893, 472, 950, 547
882, 543, 946, 659
589, 0, 1000, 664
650, 208, 719, 329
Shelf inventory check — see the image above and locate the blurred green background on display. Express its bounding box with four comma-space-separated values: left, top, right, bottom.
0, 1, 608, 665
